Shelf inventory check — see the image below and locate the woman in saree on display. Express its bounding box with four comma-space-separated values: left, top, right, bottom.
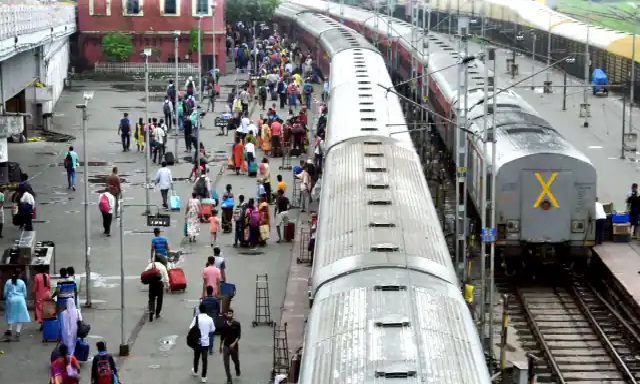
185, 192, 201, 242
262, 123, 272, 156
232, 138, 244, 175
50, 343, 80, 384
258, 195, 271, 246
60, 298, 81, 356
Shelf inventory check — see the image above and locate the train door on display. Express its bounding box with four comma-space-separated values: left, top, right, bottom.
519, 170, 573, 242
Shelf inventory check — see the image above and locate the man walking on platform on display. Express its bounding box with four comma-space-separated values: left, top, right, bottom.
219, 309, 241, 384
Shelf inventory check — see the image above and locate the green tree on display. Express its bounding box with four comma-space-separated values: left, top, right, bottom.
189, 27, 203, 54
101, 32, 134, 62
225, 0, 281, 25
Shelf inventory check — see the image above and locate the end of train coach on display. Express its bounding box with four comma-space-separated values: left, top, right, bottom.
495, 151, 597, 273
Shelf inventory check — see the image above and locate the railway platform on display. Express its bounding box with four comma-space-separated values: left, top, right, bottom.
593, 242, 640, 311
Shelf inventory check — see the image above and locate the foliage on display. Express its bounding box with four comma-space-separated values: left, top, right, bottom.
189, 27, 203, 54
556, 0, 638, 34
225, 0, 281, 25
101, 32, 134, 62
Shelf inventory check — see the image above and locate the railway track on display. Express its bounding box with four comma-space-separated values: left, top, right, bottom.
504, 275, 640, 383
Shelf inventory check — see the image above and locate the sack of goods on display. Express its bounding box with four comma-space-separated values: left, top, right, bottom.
141, 266, 161, 285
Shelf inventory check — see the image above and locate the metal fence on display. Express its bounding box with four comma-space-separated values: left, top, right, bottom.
94, 62, 201, 74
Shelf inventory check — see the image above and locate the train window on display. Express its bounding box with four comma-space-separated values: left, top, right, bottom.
358, 81, 371, 85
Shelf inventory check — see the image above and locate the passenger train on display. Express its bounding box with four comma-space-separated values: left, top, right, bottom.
274, 4, 491, 384
286, 0, 598, 270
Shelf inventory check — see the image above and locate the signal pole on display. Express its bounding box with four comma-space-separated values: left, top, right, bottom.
455, 22, 470, 281
411, 0, 418, 99
582, 2, 591, 128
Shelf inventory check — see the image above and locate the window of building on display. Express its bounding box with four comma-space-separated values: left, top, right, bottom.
90, 0, 112, 16
162, 0, 181, 16
123, 0, 144, 16
192, 0, 211, 16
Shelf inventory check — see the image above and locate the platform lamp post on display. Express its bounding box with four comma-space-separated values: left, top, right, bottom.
173, 31, 180, 162
76, 91, 94, 309
582, 4, 591, 128
211, 1, 217, 81
530, 31, 536, 90
142, 48, 152, 214
196, 16, 203, 178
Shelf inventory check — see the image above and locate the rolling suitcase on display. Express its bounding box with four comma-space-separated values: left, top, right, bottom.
43, 318, 59, 342
170, 191, 181, 211
74, 338, 90, 362
168, 267, 187, 292
284, 222, 295, 242
164, 151, 175, 166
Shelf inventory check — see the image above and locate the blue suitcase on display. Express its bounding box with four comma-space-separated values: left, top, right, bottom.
74, 338, 90, 362
42, 318, 59, 342
220, 282, 236, 298
248, 161, 258, 176
170, 192, 181, 211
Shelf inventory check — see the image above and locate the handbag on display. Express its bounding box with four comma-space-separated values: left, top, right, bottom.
66, 362, 79, 378
76, 320, 91, 339
260, 224, 270, 241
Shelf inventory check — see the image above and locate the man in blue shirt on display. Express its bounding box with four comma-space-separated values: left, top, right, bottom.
63, 146, 79, 191
117, 113, 131, 152
150, 228, 170, 267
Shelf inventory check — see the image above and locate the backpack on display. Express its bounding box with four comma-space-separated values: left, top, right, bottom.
99, 193, 110, 213
277, 81, 285, 93
186, 315, 201, 349
163, 103, 171, 115
259, 86, 267, 98
304, 84, 313, 94
120, 118, 130, 132
187, 80, 194, 89
94, 354, 114, 384
244, 48, 249, 57
177, 103, 184, 117
64, 152, 73, 170
249, 207, 260, 227
233, 203, 245, 222
195, 178, 207, 196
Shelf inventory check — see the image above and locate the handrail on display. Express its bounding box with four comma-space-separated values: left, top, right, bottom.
515, 287, 567, 384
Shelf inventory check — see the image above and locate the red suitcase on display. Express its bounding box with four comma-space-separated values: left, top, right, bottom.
284, 222, 295, 242
168, 268, 187, 292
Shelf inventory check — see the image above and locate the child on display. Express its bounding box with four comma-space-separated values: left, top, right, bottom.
209, 209, 220, 247
276, 174, 287, 196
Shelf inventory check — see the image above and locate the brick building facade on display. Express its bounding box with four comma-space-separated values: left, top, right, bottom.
77, 0, 227, 73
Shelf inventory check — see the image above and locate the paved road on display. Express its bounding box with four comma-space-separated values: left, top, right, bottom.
0, 72, 318, 384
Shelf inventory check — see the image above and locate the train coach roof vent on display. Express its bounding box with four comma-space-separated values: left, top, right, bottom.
443, 47, 455, 51
374, 315, 409, 327
356, 74, 368, 78
358, 80, 371, 85
356, 65, 366, 69
366, 183, 388, 189
368, 200, 392, 205
370, 243, 399, 252
360, 109, 375, 113
369, 222, 395, 228
374, 285, 406, 291
356, 69, 367, 73
359, 101, 374, 105
363, 140, 382, 145
365, 166, 386, 172
361, 127, 378, 132
358, 87, 372, 91
361, 117, 377, 122
359, 94, 373, 98
375, 370, 417, 379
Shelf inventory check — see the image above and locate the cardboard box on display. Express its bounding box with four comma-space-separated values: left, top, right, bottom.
613, 223, 632, 235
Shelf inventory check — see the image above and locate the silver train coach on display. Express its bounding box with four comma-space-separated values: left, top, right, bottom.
274, 4, 491, 384
286, 0, 598, 268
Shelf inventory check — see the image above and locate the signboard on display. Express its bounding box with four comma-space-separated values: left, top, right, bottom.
147, 214, 171, 227
34, 86, 53, 102
0, 138, 8, 162
624, 132, 638, 153
0, 116, 24, 138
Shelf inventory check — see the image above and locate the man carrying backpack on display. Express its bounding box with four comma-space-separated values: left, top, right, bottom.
117, 113, 131, 152
63, 146, 78, 191
188, 303, 216, 383
194, 174, 211, 199
91, 341, 119, 384
303, 80, 313, 109
258, 85, 267, 110
98, 190, 115, 236
163, 96, 174, 131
